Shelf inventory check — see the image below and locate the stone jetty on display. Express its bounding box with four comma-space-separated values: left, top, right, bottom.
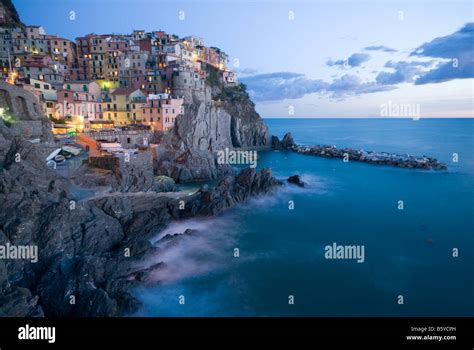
273, 133, 448, 171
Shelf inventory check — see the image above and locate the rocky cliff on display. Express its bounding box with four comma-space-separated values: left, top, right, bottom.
0, 83, 282, 317
0, 0, 24, 28
155, 66, 271, 182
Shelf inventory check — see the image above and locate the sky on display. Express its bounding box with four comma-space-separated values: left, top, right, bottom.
14, 0, 474, 118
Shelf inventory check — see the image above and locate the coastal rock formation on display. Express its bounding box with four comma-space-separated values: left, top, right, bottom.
151, 175, 176, 192
0, 106, 281, 316
271, 132, 296, 150
0, 45, 281, 317
88, 153, 155, 192
155, 68, 271, 182
292, 144, 448, 170
272, 132, 447, 170
287, 174, 305, 187
0, 0, 24, 28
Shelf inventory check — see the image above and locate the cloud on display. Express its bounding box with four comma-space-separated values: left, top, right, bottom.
327, 53, 371, 68
241, 72, 328, 101
376, 60, 434, 85
235, 67, 259, 76
411, 23, 474, 84
241, 72, 394, 101
328, 74, 395, 97
364, 45, 397, 53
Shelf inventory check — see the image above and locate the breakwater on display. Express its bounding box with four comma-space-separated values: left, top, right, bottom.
272, 133, 448, 170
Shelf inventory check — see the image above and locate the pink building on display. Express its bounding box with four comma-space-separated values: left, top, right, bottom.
131, 93, 183, 132
56, 88, 102, 130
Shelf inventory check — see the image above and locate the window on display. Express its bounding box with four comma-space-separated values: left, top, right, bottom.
64, 93, 68, 97
44, 85, 49, 90
34, 83, 40, 88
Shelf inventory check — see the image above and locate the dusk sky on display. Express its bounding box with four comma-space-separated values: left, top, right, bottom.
15, 0, 474, 118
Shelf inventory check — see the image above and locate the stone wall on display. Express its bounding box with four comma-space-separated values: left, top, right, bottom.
89, 151, 154, 192
0, 80, 44, 121
86, 130, 153, 149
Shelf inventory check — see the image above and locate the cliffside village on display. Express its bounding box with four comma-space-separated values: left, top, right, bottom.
0, 24, 238, 135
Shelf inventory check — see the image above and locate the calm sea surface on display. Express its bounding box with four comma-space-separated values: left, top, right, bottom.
134, 118, 474, 316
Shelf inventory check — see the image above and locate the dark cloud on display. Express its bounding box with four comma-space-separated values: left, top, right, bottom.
327, 53, 371, 68
376, 60, 434, 85
241, 72, 328, 102
364, 45, 397, 53
411, 23, 474, 84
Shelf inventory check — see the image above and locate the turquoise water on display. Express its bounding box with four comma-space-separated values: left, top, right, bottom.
135, 118, 474, 316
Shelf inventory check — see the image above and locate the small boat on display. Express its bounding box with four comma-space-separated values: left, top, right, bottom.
59, 149, 73, 158
54, 154, 66, 163
46, 148, 62, 162
61, 145, 81, 156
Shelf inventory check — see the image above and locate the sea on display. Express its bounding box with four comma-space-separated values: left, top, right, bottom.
134, 118, 474, 317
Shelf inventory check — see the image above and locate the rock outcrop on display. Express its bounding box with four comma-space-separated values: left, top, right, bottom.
0, 0, 24, 28
151, 175, 176, 192
271, 132, 295, 150
0, 56, 282, 318
0, 134, 281, 317
287, 174, 305, 187
155, 68, 271, 182
88, 152, 155, 192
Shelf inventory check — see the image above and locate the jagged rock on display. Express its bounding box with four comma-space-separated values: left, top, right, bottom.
0, 286, 43, 317
0, 41, 281, 317
152, 175, 176, 193
88, 152, 155, 192
281, 133, 295, 148
287, 175, 305, 187
155, 82, 270, 182
271, 135, 284, 150
271, 133, 296, 150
